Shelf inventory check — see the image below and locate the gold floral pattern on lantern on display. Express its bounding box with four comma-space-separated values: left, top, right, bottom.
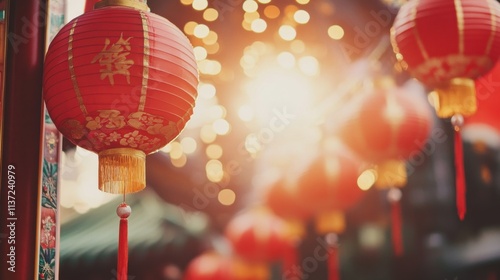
60, 110, 182, 153
91, 32, 134, 85
407, 54, 493, 86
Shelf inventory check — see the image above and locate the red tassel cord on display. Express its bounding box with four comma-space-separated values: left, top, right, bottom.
454, 127, 466, 220
390, 199, 403, 256
327, 244, 340, 280
117, 203, 131, 280
282, 241, 299, 279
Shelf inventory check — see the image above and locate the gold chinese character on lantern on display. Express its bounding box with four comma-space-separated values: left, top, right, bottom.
91, 33, 134, 85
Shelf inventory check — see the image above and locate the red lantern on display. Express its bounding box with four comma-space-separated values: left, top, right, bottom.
295, 146, 365, 216
338, 83, 432, 188
265, 178, 312, 222
43, 1, 198, 278
225, 208, 295, 263
43, 0, 198, 194
337, 81, 432, 256
392, 0, 500, 220
392, 0, 500, 118
183, 252, 268, 280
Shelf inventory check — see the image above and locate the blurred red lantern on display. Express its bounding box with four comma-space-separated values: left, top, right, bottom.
265, 178, 313, 222
43, 0, 198, 194
392, 0, 500, 118
225, 208, 295, 263
295, 145, 365, 217
183, 252, 268, 280
337, 81, 432, 256
338, 83, 432, 187
43, 1, 198, 278
462, 63, 500, 146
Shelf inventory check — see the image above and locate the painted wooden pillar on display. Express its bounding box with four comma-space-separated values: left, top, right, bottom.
0, 0, 48, 279
37, 2, 65, 279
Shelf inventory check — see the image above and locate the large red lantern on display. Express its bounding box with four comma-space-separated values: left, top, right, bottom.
392, 0, 500, 220
43, 0, 198, 194
392, 0, 500, 118
43, 1, 198, 279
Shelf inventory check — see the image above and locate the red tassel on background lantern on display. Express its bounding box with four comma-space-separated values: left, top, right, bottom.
388, 188, 403, 256
452, 115, 466, 220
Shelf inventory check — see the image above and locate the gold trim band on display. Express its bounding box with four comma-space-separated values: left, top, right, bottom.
95, 0, 150, 12
138, 11, 150, 112
454, 0, 465, 54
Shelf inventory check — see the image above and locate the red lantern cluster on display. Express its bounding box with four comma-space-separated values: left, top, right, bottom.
43, 1, 198, 193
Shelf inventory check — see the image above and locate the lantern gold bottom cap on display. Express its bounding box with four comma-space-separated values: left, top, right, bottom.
98, 148, 146, 194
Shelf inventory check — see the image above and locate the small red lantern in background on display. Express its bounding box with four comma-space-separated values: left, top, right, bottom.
225, 208, 295, 262
183, 252, 268, 280
392, 0, 500, 220
43, 1, 198, 278
464, 61, 500, 141
292, 140, 365, 280
337, 79, 433, 256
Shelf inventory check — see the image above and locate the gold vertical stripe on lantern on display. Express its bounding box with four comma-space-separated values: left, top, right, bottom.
454, 0, 465, 54
486, 0, 497, 54
98, 148, 146, 193
67, 19, 88, 116
138, 11, 150, 112
429, 78, 477, 118
410, 0, 429, 60
375, 160, 407, 189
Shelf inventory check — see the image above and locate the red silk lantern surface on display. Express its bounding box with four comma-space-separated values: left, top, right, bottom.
183, 253, 268, 280
392, 0, 500, 88
43, 1, 198, 194
265, 178, 313, 222
295, 148, 365, 215
225, 208, 294, 263
338, 86, 432, 167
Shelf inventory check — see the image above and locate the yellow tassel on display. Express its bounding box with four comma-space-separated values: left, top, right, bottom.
315, 211, 346, 235
429, 78, 477, 118
375, 160, 407, 189
98, 148, 146, 194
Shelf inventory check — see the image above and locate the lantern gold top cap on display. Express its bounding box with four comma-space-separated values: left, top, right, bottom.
95, 0, 150, 12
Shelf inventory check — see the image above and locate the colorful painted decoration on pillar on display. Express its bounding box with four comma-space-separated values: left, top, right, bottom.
43, 0, 198, 278
391, 0, 500, 220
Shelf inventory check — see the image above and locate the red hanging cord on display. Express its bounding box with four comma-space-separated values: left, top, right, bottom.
452, 114, 466, 221
117, 203, 131, 280
388, 188, 403, 256
84, 0, 100, 12
282, 240, 299, 279
327, 244, 339, 280
391, 200, 403, 256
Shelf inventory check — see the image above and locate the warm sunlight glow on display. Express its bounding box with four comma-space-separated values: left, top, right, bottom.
357, 169, 377, 191
218, 189, 236, 206
279, 25, 297, 41
251, 18, 267, 33
328, 25, 345, 40
192, 0, 208, 11
243, 0, 259, 13
294, 10, 310, 24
